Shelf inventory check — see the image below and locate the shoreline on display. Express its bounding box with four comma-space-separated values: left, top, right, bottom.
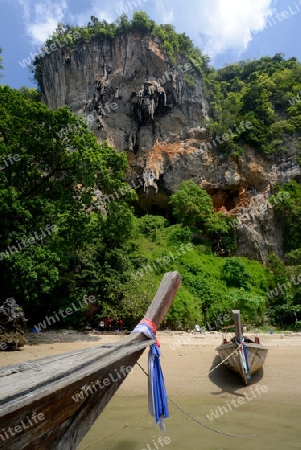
1, 331, 301, 450
1, 331, 301, 401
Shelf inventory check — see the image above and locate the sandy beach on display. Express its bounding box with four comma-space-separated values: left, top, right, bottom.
2, 331, 301, 400
1, 331, 301, 449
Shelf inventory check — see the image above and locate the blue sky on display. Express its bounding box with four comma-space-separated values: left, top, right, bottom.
0, 0, 301, 88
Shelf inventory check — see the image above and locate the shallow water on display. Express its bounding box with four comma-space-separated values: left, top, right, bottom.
78, 395, 301, 450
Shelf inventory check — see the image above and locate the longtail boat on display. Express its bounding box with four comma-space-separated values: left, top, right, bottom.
0, 271, 181, 450
216, 310, 268, 385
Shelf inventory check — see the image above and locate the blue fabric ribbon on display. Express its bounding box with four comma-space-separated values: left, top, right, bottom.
148, 342, 169, 430
132, 323, 169, 430
236, 337, 251, 381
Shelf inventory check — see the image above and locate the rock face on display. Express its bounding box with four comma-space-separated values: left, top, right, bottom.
39, 31, 301, 262
139, 136, 300, 262
0, 298, 27, 350
41, 32, 208, 153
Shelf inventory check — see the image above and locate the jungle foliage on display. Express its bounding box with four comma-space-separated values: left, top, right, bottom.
2, 14, 301, 330
206, 54, 301, 156
0, 86, 271, 330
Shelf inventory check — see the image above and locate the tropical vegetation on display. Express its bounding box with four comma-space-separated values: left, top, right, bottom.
1, 13, 301, 331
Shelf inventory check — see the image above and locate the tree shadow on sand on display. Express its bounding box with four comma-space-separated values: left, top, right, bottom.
208, 355, 264, 396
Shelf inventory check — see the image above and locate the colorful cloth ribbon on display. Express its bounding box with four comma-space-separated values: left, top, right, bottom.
132, 319, 169, 430
236, 337, 251, 381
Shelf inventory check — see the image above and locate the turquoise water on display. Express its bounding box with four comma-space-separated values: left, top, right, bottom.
78, 395, 301, 450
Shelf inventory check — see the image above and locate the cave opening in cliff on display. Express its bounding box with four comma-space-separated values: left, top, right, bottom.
210, 188, 241, 212
134, 184, 173, 219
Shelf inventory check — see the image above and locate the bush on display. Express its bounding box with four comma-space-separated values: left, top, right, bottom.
131, 11, 155, 33
167, 225, 191, 245
222, 259, 250, 289
136, 215, 166, 241
164, 286, 202, 329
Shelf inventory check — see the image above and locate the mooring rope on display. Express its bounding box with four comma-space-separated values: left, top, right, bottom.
167, 397, 257, 438
207, 344, 240, 375
136, 361, 257, 439
81, 412, 149, 449
80, 359, 256, 449
0, 339, 257, 442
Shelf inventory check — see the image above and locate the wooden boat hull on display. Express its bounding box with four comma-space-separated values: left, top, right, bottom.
0, 271, 182, 450
0, 339, 151, 450
216, 341, 268, 385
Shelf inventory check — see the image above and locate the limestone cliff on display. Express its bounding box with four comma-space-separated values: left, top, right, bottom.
41, 32, 207, 150
39, 31, 301, 263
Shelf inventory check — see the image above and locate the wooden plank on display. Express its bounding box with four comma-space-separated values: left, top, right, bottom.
0, 271, 182, 450
0, 340, 153, 411
232, 309, 242, 341
144, 271, 182, 328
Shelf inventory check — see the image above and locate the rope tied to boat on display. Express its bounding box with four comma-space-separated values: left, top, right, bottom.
235, 337, 251, 381
207, 344, 241, 375
132, 319, 169, 431
137, 318, 160, 347
136, 361, 257, 439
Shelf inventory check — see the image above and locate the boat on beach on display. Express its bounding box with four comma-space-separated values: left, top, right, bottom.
216, 310, 268, 385
0, 271, 181, 450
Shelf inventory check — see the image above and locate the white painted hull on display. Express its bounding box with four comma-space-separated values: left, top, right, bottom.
216, 341, 268, 385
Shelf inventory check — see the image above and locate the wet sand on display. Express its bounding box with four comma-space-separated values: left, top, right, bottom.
1, 331, 301, 449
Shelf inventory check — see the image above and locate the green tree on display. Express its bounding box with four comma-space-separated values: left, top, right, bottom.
116, 14, 131, 33
136, 215, 166, 241
169, 181, 213, 229
225, 289, 266, 325
119, 275, 158, 328
0, 86, 136, 323
266, 252, 301, 327
271, 181, 301, 252
131, 11, 155, 33
169, 181, 234, 253
221, 259, 250, 289
19, 86, 40, 102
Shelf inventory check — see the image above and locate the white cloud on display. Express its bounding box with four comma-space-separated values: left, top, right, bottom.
154, 0, 174, 24
18, 0, 117, 48
200, 0, 273, 56
163, 0, 274, 58
72, 0, 114, 27
16, 0, 275, 58
18, 0, 68, 45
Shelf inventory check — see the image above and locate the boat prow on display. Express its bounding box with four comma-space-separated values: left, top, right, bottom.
216, 340, 269, 385
0, 271, 181, 450
215, 310, 268, 385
